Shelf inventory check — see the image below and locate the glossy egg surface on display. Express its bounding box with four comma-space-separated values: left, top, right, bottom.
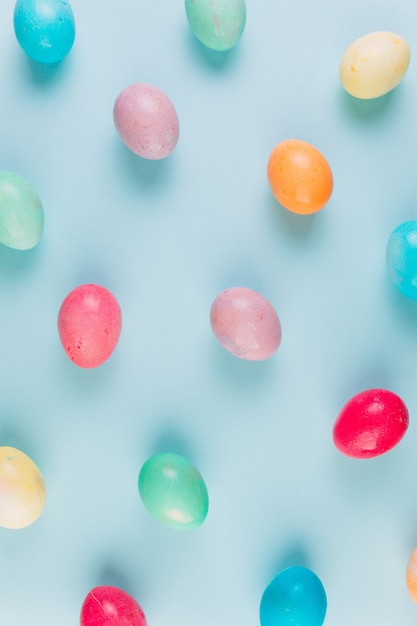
333, 388, 409, 458
80, 585, 147, 626
267, 139, 333, 215
210, 286, 281, 360
138, 452, 209, 530
185, 0, 246, 51
0, 170, 44, 250
14, 0, 75, 64
386, 220, 417, 300
260, 566, 327, 626
0, 446, 46, 529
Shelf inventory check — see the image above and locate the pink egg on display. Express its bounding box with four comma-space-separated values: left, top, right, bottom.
210, 287, 282, 361
58, 284, 122, 368
80, 585, 147, 626
113, 83, 179, 160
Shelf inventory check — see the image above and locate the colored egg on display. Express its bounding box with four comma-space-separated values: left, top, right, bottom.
210, 286, 281, 361
58, 284, 122, 368
333, 388, 408, 459
80, 586, 147, 626
260, 566, 327, 626
0, 171, 44, 250
406, 547, 417, 604
14, 0, 75, 64
138, 452, 209, 530
386, 221, 417, 300
185, 0, 246, 52
0, 446, 46, 529
113, 83, 179, 160
267, 140, 333, 215
339, 31, 410, 99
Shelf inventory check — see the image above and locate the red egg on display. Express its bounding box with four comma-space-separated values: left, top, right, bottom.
333, 388, 408, 458
80, 586, 147, 626
58, 284, 122, 368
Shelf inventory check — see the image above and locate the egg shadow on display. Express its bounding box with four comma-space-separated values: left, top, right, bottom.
338, 86, 397, 124
146, 420, 195, 461
183, 26, 241, 73
17, 50, 73, 88
262, 541, 312, 583
383, 275, 417, 332
0, 243, 43, 284
0, 414, 44, 464
93, 560, 138, 596
264, 188, 327, 242
112, 138, 177, 200
208, 340, 278, 397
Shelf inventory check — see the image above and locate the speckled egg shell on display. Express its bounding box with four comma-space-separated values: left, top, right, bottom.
333, 388, 409, 459
339, 31, 410, 99
14, 0, 75, 64
185, 0, 246, 51
113, 83, 179, 160
0, 446, 46, 529
80, 586, 147, 626
58, 284, 122, 368
210, 286, 282, 360
267, 139, 333, 215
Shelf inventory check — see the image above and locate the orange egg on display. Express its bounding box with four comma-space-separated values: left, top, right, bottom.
267, 139, 333, 215
406, 546, 417, 603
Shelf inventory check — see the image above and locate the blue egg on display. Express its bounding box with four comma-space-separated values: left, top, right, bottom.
260, 566, 327, 626
14, 0, 75, 64
386, 221, 417, 300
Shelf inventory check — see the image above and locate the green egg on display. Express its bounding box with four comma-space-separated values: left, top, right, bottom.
138, 452, 209, 530
185, 0, 246, 52
0, 171, 44, 250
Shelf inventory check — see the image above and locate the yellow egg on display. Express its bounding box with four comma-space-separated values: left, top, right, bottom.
339, 31, 410, 99
0, 446, 46, 529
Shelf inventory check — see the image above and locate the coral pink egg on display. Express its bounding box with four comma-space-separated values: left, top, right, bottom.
333, 388, 408, 459
80, 586, 147, 626
113, 83, 179, 160
406, 547, 417, 604
58, 284, 122, 368
210, 286, 282, 361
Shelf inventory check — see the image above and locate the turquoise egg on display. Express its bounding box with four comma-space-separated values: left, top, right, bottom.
185, 0, 246, 51
386, 221, 417, 300
0, 171, 44, 250
260, 566, 327, 626
14, 0, 75, 64
138, 452, 209, 530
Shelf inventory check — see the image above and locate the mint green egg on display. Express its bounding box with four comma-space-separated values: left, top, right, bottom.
185, 0, 246, 52
138, 452, 209, 530
0, 171, 44, 250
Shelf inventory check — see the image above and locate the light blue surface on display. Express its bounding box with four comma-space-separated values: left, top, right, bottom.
1, 0, 417, 625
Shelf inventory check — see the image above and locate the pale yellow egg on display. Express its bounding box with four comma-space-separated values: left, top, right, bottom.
0, 446, 46, 529
339, 31, 410, 99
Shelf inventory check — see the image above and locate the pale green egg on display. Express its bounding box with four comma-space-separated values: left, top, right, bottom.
0, 171, 44, 250
138, 452, 209, 530
185, 0, 246, 52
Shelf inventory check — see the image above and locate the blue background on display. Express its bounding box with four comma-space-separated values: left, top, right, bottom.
1, 0, 417, 624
